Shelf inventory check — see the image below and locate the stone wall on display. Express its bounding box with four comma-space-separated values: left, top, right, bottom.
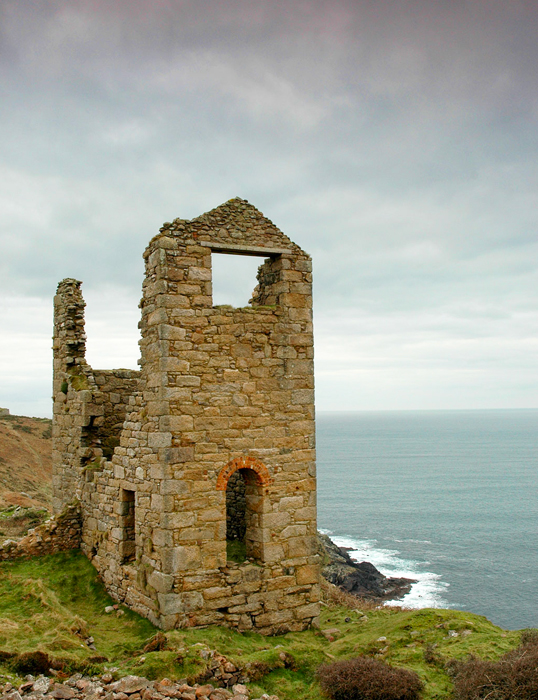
90, 370, 141, 459
0, 503, 81, 561
53, 198, 319, 634
52, 279, 88, 513
52, 280, 140, 513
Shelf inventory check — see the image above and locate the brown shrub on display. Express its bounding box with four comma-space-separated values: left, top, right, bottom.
520, 630, 538, 647
320, 578, 381, 611
317, 656, 423, 700
143, 631, 167, 653
85, 655, 109, 665
10, 651, 51, 675
279, 651, 297, 670
244, 660, 271, 681
450, 632, 538, 699
423, 644, 445, 667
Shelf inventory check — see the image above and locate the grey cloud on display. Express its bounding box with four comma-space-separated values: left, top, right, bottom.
1, 0, 537, 413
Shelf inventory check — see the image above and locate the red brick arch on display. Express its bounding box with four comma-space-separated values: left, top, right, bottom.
216, 456, 272, 491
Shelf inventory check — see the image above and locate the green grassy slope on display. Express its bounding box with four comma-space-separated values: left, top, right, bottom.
0, 551, 529, 699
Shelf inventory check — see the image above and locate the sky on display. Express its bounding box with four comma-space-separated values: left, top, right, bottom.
1, 0, 537, 418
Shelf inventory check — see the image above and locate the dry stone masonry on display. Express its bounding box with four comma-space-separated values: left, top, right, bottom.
52, 198, 319, 634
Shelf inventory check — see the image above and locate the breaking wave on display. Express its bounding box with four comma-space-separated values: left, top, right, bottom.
319, 529, 450, 609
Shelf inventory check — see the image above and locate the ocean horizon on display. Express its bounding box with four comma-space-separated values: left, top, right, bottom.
316, 408, 538, 631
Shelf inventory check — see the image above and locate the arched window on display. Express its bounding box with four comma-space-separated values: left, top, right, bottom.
217, 456, 272, 564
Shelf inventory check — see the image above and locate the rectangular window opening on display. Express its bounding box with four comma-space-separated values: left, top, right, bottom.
121, 488, 136, 564
211, 253, 265, 308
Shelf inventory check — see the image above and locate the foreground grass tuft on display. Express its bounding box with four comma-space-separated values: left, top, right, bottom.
0, 551, 155, 664
0, 551, 531, 699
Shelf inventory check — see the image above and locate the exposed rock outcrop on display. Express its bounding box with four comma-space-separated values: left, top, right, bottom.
317, 533, 415, 602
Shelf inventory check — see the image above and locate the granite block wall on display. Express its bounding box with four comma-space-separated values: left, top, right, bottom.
52, 198, 319, 634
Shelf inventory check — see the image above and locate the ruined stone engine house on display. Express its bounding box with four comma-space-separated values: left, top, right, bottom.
52, 198, 319, 633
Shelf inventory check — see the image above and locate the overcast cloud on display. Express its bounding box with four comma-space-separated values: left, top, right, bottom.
1, 0, 537, 417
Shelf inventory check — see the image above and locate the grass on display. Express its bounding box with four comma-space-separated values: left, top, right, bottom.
226, 539, 247, 563
0, 552, 154, 661
0, 551, 530, 699
0, 506, 49, 521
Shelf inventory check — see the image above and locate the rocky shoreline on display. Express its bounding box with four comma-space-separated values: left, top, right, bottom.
317, 533, 416, 602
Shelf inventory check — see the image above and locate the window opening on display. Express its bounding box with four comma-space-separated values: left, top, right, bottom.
84, 290, 140, 371
226, 470, 247, 562
211, 253, 263, 307
120, 488, 136, 564
225, 468, 264, 563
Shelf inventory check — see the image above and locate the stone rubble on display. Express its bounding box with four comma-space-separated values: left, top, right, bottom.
0, 675, 279, 700
0, 504, 80, 562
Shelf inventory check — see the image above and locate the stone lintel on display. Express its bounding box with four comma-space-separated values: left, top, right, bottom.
200, 241, 292, 257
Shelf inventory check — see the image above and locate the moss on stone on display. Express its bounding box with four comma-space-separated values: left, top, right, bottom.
226, 539, 247, 564
67, 366, 90, 391
82, 458, 103, 473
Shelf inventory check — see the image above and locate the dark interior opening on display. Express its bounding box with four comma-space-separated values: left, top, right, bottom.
121, 488, 136, 564
226, 470, 247, 562
225, 468, 265, 563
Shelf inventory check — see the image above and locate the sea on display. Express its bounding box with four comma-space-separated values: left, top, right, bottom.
316, 409, 538, 631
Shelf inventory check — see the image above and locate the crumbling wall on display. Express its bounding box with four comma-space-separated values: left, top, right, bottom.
90, 370, 140, 458
52, 279, 92, 512
52, 280, 140, 513
249, 257, 281, 306
0, 503, 81, 561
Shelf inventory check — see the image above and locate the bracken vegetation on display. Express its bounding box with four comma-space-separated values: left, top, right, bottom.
448, 630, 538, 699
317, 656, 423, 700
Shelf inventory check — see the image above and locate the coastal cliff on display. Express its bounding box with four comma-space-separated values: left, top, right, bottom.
0, 548, 520, 700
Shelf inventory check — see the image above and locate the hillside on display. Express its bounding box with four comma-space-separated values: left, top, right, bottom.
0, 412, 52, 510
0, 413, 534, 698
0, 412, 52, 544
0, 551, 524, 700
